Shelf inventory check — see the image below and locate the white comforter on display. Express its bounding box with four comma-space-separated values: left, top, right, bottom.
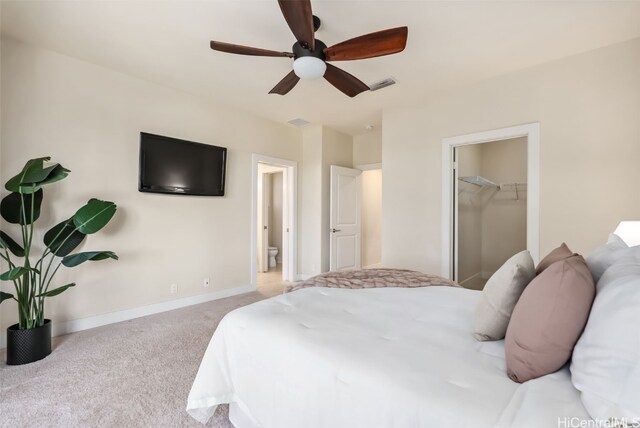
187, 287, 589, 427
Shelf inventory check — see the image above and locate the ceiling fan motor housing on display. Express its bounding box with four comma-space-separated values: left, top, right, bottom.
293, 39, 327, 60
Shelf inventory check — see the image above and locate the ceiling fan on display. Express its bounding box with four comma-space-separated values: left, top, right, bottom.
209, 0, 408, 97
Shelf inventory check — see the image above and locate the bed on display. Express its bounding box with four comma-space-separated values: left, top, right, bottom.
187, 286, 589, 427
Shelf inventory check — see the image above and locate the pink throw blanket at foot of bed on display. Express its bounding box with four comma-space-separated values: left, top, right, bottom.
284, 268, 459, 294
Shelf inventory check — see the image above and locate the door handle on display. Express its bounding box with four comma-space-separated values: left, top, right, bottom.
331, 228, 341, 233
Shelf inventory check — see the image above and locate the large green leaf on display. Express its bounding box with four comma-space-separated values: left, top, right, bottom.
35, 283, 75, 298
21, 163, 69, 187
5, 157, 69, 194
62, 251, 118, 268
5, 157, 49, 194
0, 266, 29, 281
72, 199, 117, 234
43, 219, 86, 257
0, 291, 15, 304
0, 231, 25, 257
0, 190, 44, 225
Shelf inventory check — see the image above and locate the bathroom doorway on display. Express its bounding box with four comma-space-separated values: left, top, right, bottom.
251, 154, 298, 297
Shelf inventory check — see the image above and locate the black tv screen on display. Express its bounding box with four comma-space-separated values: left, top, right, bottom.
138, 132, 227, 196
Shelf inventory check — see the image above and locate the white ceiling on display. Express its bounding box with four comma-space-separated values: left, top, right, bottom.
2, 1, 640, 135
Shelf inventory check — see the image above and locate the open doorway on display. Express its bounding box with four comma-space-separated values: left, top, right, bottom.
251, 155, 297, 297
359, 164, 382, 269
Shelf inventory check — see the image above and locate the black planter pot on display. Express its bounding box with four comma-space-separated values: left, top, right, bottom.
6, 319, 52, 365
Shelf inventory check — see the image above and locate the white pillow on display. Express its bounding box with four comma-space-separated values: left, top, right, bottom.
473, 250, 535, 341
586, 234, 628, 283
570, 260, 640, 421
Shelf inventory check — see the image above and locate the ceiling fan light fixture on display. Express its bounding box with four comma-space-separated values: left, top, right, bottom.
293, 57, 326, 80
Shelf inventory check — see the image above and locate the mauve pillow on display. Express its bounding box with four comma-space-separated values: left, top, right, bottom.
535, 242, 574, 275
505, 255, 595, 383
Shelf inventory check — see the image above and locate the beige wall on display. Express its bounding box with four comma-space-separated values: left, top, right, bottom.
269, 172, 283, 261
383, 37, 640, 274
0, 38, 302, 330
300, 126, 323, 275
361, 169, 382, 267
353, 129, 382, 166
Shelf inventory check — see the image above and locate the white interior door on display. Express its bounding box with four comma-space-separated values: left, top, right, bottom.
330, 165, 362, 271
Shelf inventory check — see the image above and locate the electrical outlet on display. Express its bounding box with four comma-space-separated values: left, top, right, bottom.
170, 283, 178, 294
203, 277, 210, 288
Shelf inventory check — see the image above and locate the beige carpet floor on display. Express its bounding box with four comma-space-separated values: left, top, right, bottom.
0, 291, 266, 428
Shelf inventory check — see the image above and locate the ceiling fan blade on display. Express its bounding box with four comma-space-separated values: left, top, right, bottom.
323, 64, 369, 98
210, 40, 294, 58
324, 27, 408, 61
278, 0, 315, 50
269, 71, 301, 95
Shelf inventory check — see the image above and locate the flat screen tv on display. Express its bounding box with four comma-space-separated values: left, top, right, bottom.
139, 132, 227, 196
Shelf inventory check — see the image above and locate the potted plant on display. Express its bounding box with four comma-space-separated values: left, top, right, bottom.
0, 157, 117, 365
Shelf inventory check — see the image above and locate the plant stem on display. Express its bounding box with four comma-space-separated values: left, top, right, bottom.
28, 186, 40, 326
19, 193, 29, 328
43, 259, 64, 294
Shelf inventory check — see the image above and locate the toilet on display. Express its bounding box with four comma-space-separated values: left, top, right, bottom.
268, 247, 279, 269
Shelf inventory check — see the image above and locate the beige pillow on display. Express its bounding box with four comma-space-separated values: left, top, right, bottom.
505, 255, 595, 383
473, 250, 535, 341
535, 242, 573, 275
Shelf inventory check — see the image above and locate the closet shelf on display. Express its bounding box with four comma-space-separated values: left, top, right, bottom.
458, 175, 499, 189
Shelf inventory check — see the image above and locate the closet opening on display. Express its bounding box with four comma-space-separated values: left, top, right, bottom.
454, 138, 527, 289
441, 123, 540, 284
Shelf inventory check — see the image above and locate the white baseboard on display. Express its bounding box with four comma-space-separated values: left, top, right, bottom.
0, 284, 255, 350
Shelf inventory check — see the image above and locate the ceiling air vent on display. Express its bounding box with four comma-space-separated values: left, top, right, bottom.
287, 118, 310, 127
369, 77, 397, 92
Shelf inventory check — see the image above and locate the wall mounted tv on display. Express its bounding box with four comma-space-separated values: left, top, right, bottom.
139, 132, 227, 196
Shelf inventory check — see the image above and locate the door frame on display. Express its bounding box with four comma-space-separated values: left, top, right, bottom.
441, 123, 540, 279
251, 154, 298, 285
256, 167, 274, 273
